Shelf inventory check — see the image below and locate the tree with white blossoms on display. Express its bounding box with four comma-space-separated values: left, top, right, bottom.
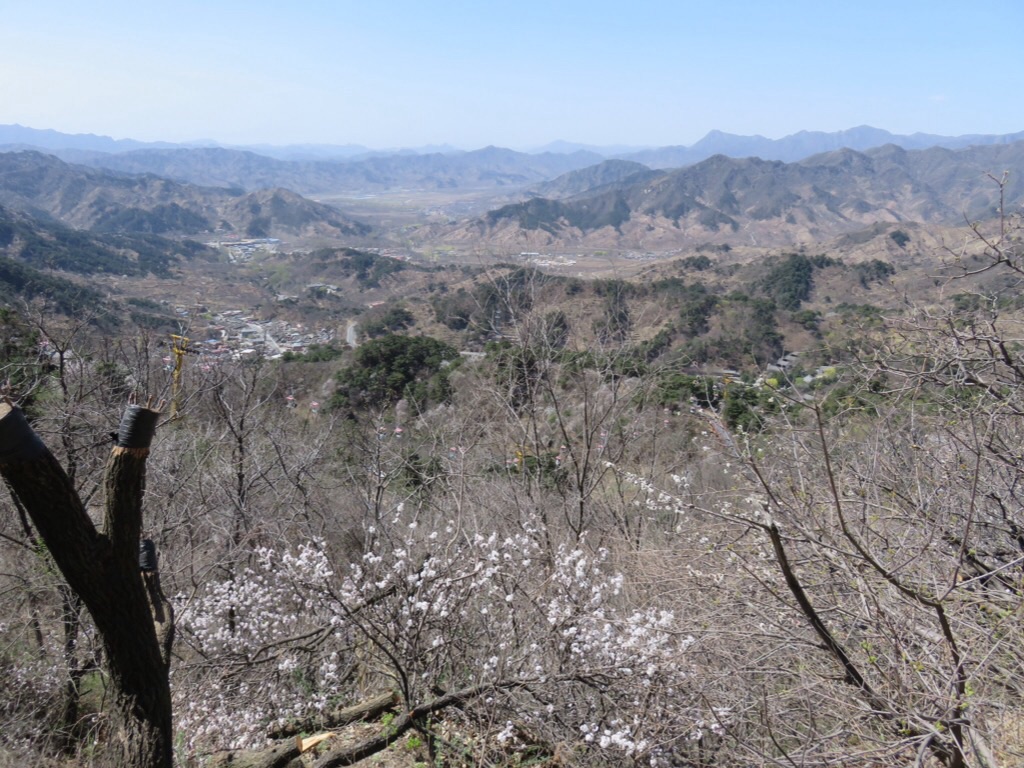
174, 540, 347, 751
176, 506, 734, 767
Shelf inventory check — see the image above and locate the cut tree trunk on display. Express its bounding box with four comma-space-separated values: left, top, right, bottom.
0, 404, 173, 768
207, 686, 504, 768
206, 743, 303, 768
268, 690, 397, 739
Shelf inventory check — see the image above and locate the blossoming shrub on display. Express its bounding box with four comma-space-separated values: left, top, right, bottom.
174, 510, 724, 766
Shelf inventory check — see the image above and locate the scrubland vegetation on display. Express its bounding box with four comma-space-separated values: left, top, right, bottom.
3, 207, 1024, 768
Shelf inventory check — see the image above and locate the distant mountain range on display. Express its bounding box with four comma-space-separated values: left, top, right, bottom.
4, 124, 1024, 258
21, 145, 604, 196
527, 159, 657, 199
0, 124, 212, 154
455, 142, 1024, 249
0, 124, 458, 160
622, 125, 1024, 168
4, 123, 1023, 195
0, 151, 369, 240
528, 140, 654, 156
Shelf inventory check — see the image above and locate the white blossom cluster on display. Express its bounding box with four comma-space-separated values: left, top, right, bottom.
173, 540, 347, 751
173, 515, 716, 764
615, 466, 693, 519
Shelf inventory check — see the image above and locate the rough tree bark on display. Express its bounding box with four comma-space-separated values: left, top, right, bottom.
0, 403, 172, 768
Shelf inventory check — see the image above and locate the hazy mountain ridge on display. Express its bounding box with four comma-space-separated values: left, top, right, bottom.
620, 125, 1024, 168
0, 123, 197, 153
7, 122, 1024, 196
0, 124, 459, 161
17, 145, 604, 195
0, 151, 369, 239
528, 159, 657, 199
528, 140, 653, 155
462, 142, 1024, 249
5, 126, 1024, 258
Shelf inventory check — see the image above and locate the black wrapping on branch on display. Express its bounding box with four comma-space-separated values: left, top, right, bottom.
139, 539, 158, 572
0, 405, 48, 463
116, 406, 160, 449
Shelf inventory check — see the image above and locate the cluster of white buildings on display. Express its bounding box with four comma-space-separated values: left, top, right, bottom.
203, 238, 281, 263
184, 310, 335, 362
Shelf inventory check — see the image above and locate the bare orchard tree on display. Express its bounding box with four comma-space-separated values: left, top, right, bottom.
604, 196, 1024, 766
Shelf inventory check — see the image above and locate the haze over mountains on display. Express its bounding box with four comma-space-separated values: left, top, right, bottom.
624, 125, 1024, 167
1, 123, 1022, 255
38, 145, 605, 196
5, 123, 1024, 195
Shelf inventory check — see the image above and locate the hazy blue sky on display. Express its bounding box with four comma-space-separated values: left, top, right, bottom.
1, 0, 1020, 150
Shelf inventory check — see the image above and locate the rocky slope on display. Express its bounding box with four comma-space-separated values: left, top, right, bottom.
454, 142, 1024, 250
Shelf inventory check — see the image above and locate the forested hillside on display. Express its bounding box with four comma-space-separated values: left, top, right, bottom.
2, 202, 1024, 768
